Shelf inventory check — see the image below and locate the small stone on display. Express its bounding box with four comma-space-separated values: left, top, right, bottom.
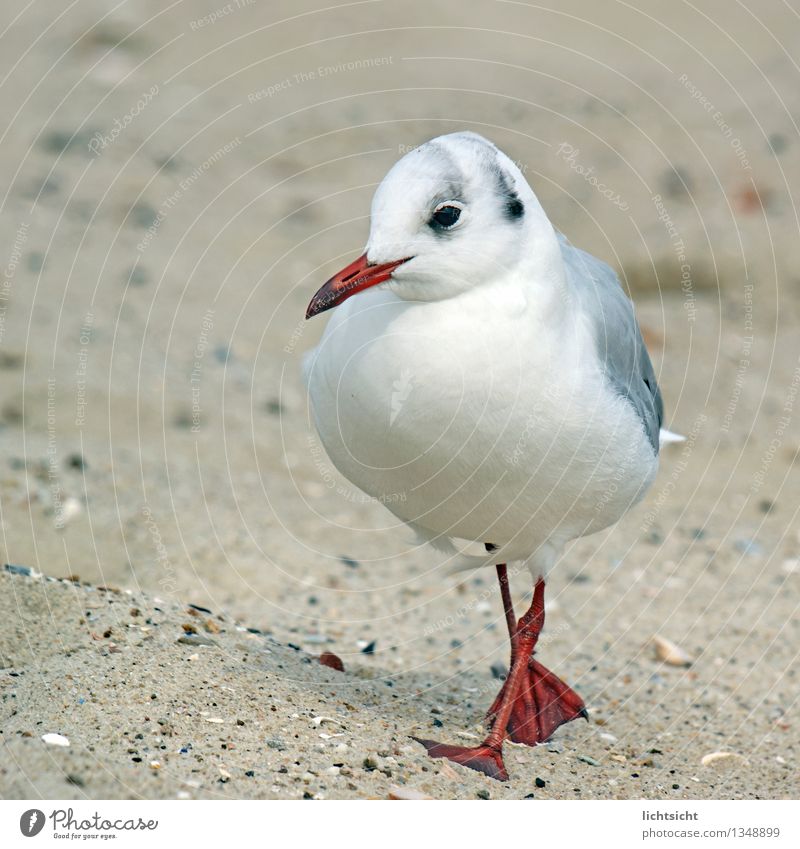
535, 777, 546, 788
65, 453, 87, 470
577, 755, 600, 766
653, 635, 694, 667
438, 762, 461, 782
4, 563, 33, 577
455, 731, 480, 741
363, 756, 378, 771
204, 717, 224, 724
131, 203, 158, 228
476, 789, 490, 799
768, 133, 787, 155
41, 733, 70, 747
360, 640, 376, 655
177, 634, 217, 647
490, 662, 508, 680
734, 537, 764, 556
662, 166, 693, 198
701, 751, 746, 767
388, 785, 433, 800
319, 652, 344, 672
781, 559, 799, 575
60, 497, 83, 524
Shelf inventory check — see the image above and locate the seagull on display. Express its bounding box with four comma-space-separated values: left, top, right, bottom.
304, 131, 678, 781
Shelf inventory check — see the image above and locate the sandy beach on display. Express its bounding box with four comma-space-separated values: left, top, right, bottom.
1, 0, 798, 799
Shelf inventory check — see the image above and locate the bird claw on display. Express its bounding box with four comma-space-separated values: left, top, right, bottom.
486, 658, 587, 746
411, 736, 509, 781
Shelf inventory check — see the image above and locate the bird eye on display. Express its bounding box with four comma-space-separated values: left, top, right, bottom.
431, 204, 462, 230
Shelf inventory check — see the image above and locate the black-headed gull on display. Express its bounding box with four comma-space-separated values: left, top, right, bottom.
304, 132, 676, 781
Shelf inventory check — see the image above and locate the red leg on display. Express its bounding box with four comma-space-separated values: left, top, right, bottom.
496, 563, 517, 646
414, 573, 588, 781
487, 579, 588, 745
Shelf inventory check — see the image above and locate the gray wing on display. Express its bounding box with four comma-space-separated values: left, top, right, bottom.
558, 233, 664, 454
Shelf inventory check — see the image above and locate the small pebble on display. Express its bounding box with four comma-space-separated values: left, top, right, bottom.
490, 662, 508, 680
388, 785, 433, 800
360, 640, 376, 655
653, 635, 694, 667
177, 634, 217, 647
41, 733, 70, 747
734, 537, 764, 556
535, 777, 546, 788
768, 133, 787, 154
65, 453, 87, 471
319, 652, 345, 672
60, 497, 83, 524
577, 755, 600, 766
701, 751, 746, 767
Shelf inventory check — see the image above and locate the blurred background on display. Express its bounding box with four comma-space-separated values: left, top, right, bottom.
1, 0, 798, 799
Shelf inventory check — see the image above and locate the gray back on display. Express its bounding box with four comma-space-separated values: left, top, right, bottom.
558, 234, 663, 453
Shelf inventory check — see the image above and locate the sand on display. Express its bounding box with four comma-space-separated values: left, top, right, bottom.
0, 0, 798, 799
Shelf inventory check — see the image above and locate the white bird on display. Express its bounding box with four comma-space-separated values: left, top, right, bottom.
304, 132, 676, 781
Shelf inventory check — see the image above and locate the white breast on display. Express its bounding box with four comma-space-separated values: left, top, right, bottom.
305, 281, 657, 564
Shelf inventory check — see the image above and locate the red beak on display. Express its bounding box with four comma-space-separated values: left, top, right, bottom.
305, 253, 411, 319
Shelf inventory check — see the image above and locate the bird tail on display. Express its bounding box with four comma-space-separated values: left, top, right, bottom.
408, 521, 499, 575
659, 428, 685, 445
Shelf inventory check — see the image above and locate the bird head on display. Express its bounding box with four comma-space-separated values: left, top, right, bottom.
306, 132, 557, 318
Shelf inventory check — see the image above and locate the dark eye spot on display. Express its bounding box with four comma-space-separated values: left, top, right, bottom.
505, 195, 524, 219
431, 205, 461, 229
